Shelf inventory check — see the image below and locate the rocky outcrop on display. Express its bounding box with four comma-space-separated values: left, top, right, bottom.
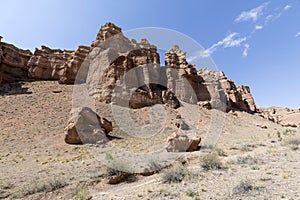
1, 22, 257, 115
91, 22, 122, 47
258, 107, 300, 127
166, 131, 201, 152
27, 45, 90, 83
64, 107, 112, 144
0, 42, 32, 83
165, 45, 210, 103
87, 23, 161, 107
198, 69, 256, 113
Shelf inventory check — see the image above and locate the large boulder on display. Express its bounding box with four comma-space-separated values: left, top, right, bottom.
64, 107, 112, 144
166, 131, 201, 152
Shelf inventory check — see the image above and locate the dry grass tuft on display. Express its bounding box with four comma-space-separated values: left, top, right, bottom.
201, 152, 223, 170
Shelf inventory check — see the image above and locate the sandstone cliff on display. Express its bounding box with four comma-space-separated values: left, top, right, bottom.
27, 45, 90, 84
0, 22, 258, 114
0, 42, 32, 83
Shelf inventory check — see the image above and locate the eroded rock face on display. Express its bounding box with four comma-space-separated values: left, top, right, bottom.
258, 107, 300, 127
28, 45, 90, 83
1, 22, 258, 115
91, 22, 122, 47
198, 69, 256, 113
87, 23, 161, 107
64, 107, 112, 144
59, 46, 91, 84
166, 131, 201, 152
0, 42, 32, 83
165, 45, 210, 103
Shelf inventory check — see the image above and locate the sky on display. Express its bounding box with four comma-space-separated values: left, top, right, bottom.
1, 0, 299, 108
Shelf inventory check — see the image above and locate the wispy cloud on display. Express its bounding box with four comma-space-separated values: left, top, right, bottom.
263, 4, 292, 24
284, 4, 291, 11
255, 25, 263, 30
188, 2, 293, 61
295, 32, 300, 37
242, 44, 250, 57
187, 32, 247, 60
235, 2, 270, 23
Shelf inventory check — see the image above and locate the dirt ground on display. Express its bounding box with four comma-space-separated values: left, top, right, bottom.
0, 81, 299, 200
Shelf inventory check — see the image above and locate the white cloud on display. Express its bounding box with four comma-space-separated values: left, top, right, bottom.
235, 2, 270, 23
187, 50, 211, 61
187, 32, 247, 60
264, 14, 273, 23
242, 44, 250, 57
264, 4, 292, 24
255, 25, 263, 30
295, 32, 300, 37
284, 5, 291, 11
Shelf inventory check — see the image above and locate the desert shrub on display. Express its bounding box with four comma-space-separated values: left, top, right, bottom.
17, 178, 67, 197
186, 189, 198, 197
240, 143, 256, 152
284, 137, 300, 146
105, 163, 137, 184
282, 129, 296, 135
162, 165, 189, 183
283, 136, 300, 150
106, 167, 127, 177
74, 189, 91, 200
201, 152, 223, 170
235, 155, 262, 165
276, 131, 282, 141
232, 179, 260, 195
214, 147, 226, 156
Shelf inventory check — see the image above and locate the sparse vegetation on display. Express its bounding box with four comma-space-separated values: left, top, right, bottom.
276, 131, 282, 141
14, 178, 67, 198
241, 143, 255, 151
74, 189, 91, 200
106, 165, 136, 184
186, 189, 198, 197
162, 165, 189, 183
214, 147, 227, 156
235, 155, 262, 165
201, 152, 223, 170
283, 136, 300, 150
282, 129, 296, 135
232, 179, 260, 195
284, 137, 300, 146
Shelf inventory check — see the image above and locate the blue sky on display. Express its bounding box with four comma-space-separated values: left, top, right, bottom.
1, 0, 299, 108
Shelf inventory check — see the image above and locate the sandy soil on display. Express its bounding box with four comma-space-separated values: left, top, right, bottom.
0, 81, 299, 200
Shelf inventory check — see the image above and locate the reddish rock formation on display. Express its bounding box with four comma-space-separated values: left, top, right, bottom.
0, 42, 32, 83
59, 46, 91, 84
258, 107, 300, 127
165, 45, 210, 103
1, 22, 258, 115
198, 69, 256, 113
91, 22, 122, 47
87, 23, 161, 107
28, 45, 90, 83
